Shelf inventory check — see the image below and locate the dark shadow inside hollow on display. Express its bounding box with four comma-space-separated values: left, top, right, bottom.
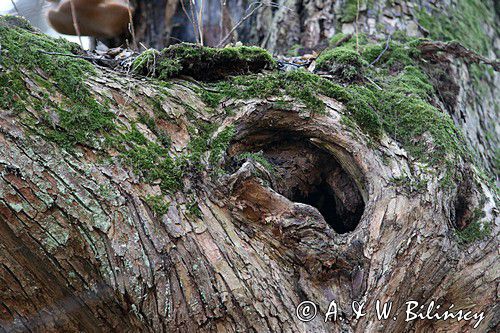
292, 182, 362, 234
453, 177, 476, 230
229, 131, 365, 234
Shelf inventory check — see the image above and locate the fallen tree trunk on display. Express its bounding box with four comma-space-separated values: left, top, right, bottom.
0, 16, 498, 333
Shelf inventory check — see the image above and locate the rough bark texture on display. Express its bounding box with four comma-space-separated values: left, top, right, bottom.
0, 2, 499, 333
131, 0, 498, 175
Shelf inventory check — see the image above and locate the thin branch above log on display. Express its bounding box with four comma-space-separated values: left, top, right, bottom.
418, 41, 499, 71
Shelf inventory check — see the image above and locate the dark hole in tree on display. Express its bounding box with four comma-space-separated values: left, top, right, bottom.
230, 131, 365, 234
454, 194, 469, 230
292, 182, 363, 233
453, 179, 475, 230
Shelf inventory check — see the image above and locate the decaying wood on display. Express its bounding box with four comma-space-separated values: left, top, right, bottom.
0, 0, 499, 331
0, 49, 498, 332
418, 41, 500, 71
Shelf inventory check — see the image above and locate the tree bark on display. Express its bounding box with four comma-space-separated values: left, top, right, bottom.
131, 0, 498, 174
0, 4, 499, 333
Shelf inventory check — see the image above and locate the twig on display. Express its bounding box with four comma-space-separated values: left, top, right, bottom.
217, 3, 263, 47
418, 41, 500, 71
355, 0, 359, 52
68, 0, 83, 48
198, 0, 204, 46
365, 76, 382, 90
139, 42, 149, 51
126, 0, 137, 50
180, 0, 198, 43
333, 33, 352, 47
189, 0, 200, 44
217, 1, 294, 48
37, 50, 95, 60
370, 34, 391, 66
10, 0, 20, 16
219, 0, 225, 43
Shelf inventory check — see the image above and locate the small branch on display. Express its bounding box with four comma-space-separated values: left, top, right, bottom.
333, 33, 352, 47
418, 41, 500, 71
126, 0, 137, 50
68, 0, 83, 48
180, 0, 197, 43
198, 0, 204, 46
355, 0, 359, 53
219, 0, 225, 43
10, 0, 20, 16
369, 34, 391, 66
217, 3, 263, 47
365, 76, 382, 90
37, 50, 95, 61
217, 1, 294, 48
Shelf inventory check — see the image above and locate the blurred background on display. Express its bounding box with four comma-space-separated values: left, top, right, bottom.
1, 0, 90, 48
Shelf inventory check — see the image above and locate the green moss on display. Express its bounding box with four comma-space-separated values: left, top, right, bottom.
377, 69, 462, 161
0, 19, 187, 194
416, 0, 493, 56
456, 214, 491, 244
201, 70, 350, 114
344, 85, 382, 137
200, 49, 463, 150
362, 39, 421, 67
313, 36, 467, 162
145, 195, 170, 216
186, 199, 202, 218
118, 121, 234, 194
340, 0, 365, 23
121, 141, 183, 192
0, 16, 115, 147
318, 47, 363, 66
210, 126, 236, 165
199, 88, 225, 108
316, 46, 366, 81
49, 103, 115, 147
158, 58, 183, 80
237, 152, 274, 173
329, 33, 348, 47
0, 17, 257, 198
121, 123, 148, 145
134, 43, 275, 81
131, 49, 160, 76
344, 65, 464, 161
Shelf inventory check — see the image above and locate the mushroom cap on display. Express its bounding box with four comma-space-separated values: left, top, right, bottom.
47, 0, 131, 38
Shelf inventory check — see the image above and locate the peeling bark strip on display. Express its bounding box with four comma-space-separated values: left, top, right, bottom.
0, 15, 499, 333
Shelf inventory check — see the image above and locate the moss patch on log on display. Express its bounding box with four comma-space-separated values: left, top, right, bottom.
314, 35, 467, 164
0, 16, 477, 196
0, 17, 231, 196
200, 70, 352, 116
145, 195, 170, 216
455, 207, 491, 244
132, 43, 275, 81
316, 46, 366, 81
0, 15, 115, 147
199, 35, 467, 166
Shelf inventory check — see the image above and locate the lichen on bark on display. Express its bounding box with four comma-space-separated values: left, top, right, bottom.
0, 11, 498, 333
